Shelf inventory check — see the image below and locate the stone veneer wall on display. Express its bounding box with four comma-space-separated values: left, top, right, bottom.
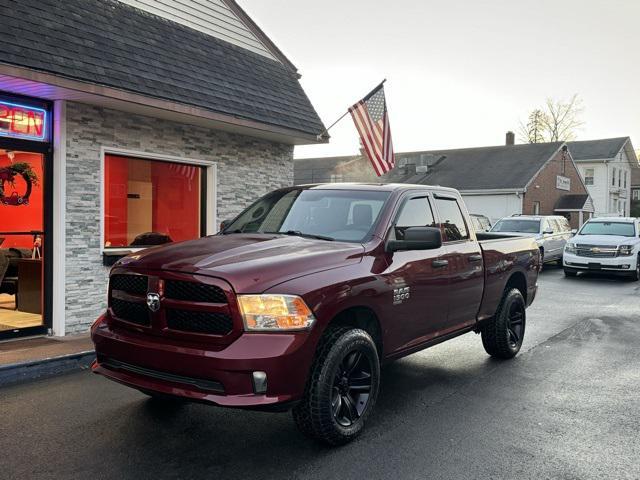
64, 102, 294, 333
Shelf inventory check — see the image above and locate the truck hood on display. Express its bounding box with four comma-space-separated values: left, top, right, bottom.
115, 234, 365, 293
571, 234, 639, 247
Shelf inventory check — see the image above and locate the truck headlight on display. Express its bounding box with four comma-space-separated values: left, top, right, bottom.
238, 295, 316, 331
618, 245, 634, 256
565, 243, 577, 254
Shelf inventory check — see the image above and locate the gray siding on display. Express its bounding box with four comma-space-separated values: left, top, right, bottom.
64, 101, 293, 333
117, 0, 277, 60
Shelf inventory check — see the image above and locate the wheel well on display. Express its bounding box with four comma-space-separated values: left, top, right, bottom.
330, 307, 383, 356
505, 272, 527, 303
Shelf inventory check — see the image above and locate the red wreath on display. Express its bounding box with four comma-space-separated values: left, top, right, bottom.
0, 163, 38, 206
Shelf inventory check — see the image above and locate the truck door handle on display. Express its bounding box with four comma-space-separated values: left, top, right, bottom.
469, 254, 483, 262
432, 259, 449, 268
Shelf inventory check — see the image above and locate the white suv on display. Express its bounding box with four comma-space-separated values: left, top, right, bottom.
491, 215, 573, 265
563, 217, 640, 281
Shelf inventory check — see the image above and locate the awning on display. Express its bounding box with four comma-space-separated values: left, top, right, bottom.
554, 194, 595, 213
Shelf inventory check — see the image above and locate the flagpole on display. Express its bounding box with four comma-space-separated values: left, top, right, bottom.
316, 79, 387, 141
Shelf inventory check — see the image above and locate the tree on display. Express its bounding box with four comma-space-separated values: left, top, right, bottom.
519, 109, 546, 144
518, 94, 584, 143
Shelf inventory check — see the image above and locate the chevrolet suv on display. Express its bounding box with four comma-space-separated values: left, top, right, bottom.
564, 217, 640, 280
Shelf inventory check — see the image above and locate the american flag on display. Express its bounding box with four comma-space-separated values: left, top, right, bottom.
349, 84, 395, 176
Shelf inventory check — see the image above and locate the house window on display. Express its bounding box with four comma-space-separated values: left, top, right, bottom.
624, 171, 627, 189
611, 168, 616, 187
104, 154, 203, 248
584, 168, 594, 186
633, 189, 640, 201
533, 201, 540, 215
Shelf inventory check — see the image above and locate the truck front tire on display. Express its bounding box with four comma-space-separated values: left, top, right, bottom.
292, 326, 380, 446
481, 288, 526, 359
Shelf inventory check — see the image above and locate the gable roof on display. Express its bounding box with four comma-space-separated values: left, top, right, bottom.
566, 137, 629, 160
383, 142, 564, 191
0, 0, 324, 138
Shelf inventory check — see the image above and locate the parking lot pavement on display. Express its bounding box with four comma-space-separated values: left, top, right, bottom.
1, 267, 639, 480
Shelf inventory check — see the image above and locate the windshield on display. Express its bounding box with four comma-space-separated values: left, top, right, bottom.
222, 188, 390, 242
579, 221, 636, 237
491, 219, 541, 234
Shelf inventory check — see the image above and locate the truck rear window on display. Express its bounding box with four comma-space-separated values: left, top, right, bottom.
223, 188, 390, 242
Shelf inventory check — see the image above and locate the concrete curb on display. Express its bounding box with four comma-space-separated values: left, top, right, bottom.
0, 350, 96, 387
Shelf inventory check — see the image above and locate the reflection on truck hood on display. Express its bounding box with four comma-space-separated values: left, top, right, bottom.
571, 234, 639, 246
116, 234, 365, 293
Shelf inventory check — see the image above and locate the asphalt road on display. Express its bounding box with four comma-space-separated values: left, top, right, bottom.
2, 267, 639, 480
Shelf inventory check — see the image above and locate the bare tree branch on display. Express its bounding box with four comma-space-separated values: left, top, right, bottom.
518, 95, 584, 143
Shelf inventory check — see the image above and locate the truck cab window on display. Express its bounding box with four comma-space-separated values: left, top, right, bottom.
434, 197, 469, 241
394, 197, 436, 240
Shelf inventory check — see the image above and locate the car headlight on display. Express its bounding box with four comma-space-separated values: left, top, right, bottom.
565, 243, 577, 254
618, 245, 634, 256
237, 295, 316, 331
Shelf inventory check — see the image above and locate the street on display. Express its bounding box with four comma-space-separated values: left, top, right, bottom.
2, 267, 639, 480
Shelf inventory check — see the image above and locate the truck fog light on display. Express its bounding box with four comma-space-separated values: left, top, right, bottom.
252, 371, 268, 394
622, 265, 631, 270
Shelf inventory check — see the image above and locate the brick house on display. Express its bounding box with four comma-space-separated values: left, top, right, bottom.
0, 0, 324, 339
296, 136, 594, 227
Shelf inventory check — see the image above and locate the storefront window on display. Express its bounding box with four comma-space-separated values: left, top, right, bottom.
0, 150, 45, 333
104, 155, 203, 248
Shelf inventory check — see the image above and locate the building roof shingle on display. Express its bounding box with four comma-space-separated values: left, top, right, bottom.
566, 137, 629, 160
0, 0, 325, 137
383, 142, 564, 190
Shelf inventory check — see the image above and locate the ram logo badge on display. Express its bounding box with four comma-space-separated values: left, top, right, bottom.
393, 286, 410, 305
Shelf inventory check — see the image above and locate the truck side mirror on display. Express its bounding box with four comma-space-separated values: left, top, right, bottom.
571, 229, 577, 236
219, 219, 233, 232
386, 227, 442, 252
543, 229, 554, 235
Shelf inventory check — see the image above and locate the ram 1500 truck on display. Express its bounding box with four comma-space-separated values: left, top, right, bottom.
91, 183, 540, 445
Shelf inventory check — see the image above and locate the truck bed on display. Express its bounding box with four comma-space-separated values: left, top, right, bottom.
476, 233, 540, 322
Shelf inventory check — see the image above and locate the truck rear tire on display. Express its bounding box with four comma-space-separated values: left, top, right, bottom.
481, 288, 526, 359
292, 326, 380, 446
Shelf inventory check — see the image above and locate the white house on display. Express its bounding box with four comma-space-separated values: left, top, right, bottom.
567, 138, 638, 217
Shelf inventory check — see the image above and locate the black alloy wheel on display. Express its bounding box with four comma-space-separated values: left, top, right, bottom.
331, 349, 373, 427
481, 288, 526, 359
292, 326, 380, 445
506, 302, 525, 349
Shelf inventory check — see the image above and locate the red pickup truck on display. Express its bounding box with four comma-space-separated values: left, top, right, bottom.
92, 184, 540, 445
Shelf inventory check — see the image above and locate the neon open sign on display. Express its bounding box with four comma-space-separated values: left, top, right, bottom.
0, 100, 48, 142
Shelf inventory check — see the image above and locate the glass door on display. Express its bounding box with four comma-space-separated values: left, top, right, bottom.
0, 149, 46, 337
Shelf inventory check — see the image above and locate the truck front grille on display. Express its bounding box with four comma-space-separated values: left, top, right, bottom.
165, 280, 227, 303
110, 297, 150, 326
108, 272, 236, 339
575, 244, 618, 258
167, 309, 233, 335
111, 274, 148, 295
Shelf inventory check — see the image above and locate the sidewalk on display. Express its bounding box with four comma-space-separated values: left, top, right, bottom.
0, 334, 95, 387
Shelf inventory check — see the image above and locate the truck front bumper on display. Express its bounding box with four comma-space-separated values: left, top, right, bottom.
91, 314, 316, 410
563, 252, 637, 275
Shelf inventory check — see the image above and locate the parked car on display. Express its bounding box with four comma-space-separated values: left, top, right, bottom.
563, 217, 640, 280
491, 215, 574, 266
91, 184, 540, 445
470, 213, 492, 233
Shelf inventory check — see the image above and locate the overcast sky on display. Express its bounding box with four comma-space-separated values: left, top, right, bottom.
240, 0, 640, 159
